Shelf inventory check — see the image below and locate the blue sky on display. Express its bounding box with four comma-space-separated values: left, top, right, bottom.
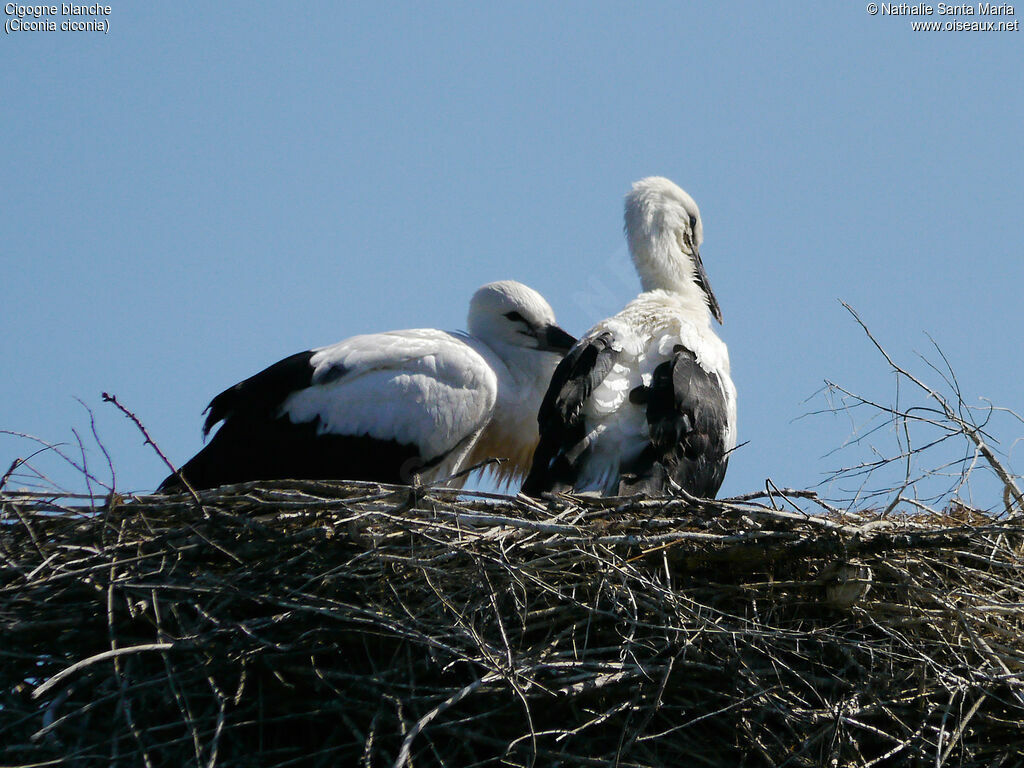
2, 2, 1021, 505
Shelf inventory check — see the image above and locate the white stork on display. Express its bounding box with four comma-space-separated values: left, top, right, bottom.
523, 177, 737, 498
160, 280, 576, 491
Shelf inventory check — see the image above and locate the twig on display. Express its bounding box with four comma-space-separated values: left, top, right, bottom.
101, 392, 204, 509
840, 302, 1024, 517
33, 643, 178, 700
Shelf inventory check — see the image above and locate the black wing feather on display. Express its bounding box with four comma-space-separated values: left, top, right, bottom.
159, 417, 428, 492
619, 347, 729, 498
522, 331, 619, 495
159, 349, 435, 491
202, 350, 317, 436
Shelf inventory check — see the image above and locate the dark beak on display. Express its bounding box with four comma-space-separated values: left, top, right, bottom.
693, 246, 723, 324
538, 324, 577, 353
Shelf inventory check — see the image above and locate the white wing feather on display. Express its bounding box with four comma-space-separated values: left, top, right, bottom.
281, 329, 498, 462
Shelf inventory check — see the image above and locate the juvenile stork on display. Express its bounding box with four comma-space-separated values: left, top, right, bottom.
160, 281, 576, 491
523, 177, 737, 498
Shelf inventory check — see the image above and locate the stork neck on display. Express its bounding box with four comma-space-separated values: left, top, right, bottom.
637, 286, 714, 324
639, 262, 709, 308
631, 228, 692, 289
638, 269, 698, 296
469, 337, 543, 393
630, 229, 712, 318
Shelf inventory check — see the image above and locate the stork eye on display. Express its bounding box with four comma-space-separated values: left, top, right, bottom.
504, 311, 526, 323
688, 214, 697, 228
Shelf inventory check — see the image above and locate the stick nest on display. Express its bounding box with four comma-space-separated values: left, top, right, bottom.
2, 482, 1023, 767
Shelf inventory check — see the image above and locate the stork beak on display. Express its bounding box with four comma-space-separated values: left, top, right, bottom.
538, 324, 577, 353
693, 246, 723, 324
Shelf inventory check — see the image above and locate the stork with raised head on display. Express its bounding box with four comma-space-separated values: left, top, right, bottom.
523, 177, 737, 498
159, 280, 576, 492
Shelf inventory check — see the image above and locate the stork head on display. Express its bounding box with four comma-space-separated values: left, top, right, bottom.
624, 176, 722, 323
468, 280, 576, 353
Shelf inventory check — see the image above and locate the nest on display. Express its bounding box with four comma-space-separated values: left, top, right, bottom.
2, 481, 1023, 768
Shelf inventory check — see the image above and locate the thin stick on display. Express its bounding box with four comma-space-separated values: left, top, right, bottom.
101, 392, 204, 509
33, 643, 178, 700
